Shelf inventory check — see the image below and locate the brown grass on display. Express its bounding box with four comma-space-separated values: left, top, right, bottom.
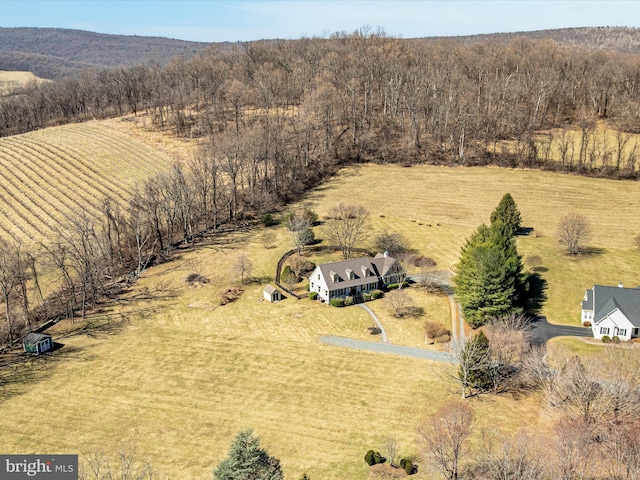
1, 161, 637, 478
0, 70, 44, 95
0, 120, 174, 241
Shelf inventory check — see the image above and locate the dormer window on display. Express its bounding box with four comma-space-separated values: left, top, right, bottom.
330, 271, 339, 282
361, 266, 370, 277
346, 268, 355, 280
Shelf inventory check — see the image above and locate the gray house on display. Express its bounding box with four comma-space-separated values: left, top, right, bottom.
581, 284, 640, 341
309, 252, 405, 304
23, 332, 53, 355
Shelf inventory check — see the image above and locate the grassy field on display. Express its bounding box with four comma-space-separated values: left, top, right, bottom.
1, 160, 638, 479
0, 121, 174, 241
0, 227, 552, 480
302, 164, 640, 325
0, 70, 42, 95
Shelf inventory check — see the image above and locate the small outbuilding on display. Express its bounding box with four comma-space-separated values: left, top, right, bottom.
263, 285, 283, 302
23, 332, 53, 355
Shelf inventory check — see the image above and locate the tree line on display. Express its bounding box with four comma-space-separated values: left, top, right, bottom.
4, 28, 640, 177
0, 135, 308, 345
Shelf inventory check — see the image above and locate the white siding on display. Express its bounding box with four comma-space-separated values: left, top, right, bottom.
592, 309, 634, 340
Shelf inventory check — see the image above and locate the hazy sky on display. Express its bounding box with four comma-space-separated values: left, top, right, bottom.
2, 0, 640, 42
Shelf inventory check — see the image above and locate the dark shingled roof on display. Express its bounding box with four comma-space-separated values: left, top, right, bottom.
586, 285, 640, 327
23, 332, 51, 345
372, 253, 399, 278
317, 257, 381, 290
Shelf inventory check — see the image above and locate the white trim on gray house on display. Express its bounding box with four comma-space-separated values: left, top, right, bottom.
581, 284, 640, 341
309, 252, 405, 304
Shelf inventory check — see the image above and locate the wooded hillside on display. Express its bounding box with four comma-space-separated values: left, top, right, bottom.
0, 27, 211, 78
4, 27, 640, 181
427, 26, 640, 54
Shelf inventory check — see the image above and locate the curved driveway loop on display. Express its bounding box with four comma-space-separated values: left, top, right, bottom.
320, 335, 453, 363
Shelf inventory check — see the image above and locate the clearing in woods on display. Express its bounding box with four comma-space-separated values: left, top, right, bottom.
0, 70, 43, 95
0, 163, 638, 479
0, 121, 174, 241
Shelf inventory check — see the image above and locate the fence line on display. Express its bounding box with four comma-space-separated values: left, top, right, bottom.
274, 246, 373, 300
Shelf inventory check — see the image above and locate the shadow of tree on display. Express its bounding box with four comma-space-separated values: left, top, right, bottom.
532, 266, 548, 273
580, 246, 606, 257
524, 272, 547, 314
0, 345, 95, 402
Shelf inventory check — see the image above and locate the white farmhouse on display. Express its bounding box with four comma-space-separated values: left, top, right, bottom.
581, 284, 640, 341
309, 252, 405, 304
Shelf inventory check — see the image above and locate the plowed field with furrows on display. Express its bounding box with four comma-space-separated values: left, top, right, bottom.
0, 122, 173, 242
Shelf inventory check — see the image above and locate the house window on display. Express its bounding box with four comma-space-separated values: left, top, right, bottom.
600, 327, 610, 335
618, 329, 627, 337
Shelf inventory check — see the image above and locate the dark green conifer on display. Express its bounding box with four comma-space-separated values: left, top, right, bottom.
453, 222, 523, 327
490, 193, 523, 237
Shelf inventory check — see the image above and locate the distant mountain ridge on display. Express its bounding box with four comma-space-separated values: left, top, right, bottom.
2, 26, 640, 80
423, 26, 640, 55
0, 27, 213, 78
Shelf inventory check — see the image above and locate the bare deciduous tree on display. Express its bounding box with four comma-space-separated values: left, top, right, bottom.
383, 437, 399, 468
0, 240, 21, 343
480, 431, 546, 480
550, 356, 606, 425
374, 230, 410, 257
416, 257, 438, 292
79, 449, 159, 480
486, 313, 532, 367
233, 254, 253, 285
551, 416, 594, 480
417, 400, 474, 480
519, 344, 556, 393
385, 289, 419, 318
323, 204, 368, 260
285, 212, 313, 254
557, 213, 591, 256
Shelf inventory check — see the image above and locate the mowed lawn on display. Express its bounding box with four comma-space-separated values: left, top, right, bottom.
303, 164, 640, 325
0, 164, 637, 478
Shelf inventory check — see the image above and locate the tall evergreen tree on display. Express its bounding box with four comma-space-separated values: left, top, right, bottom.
453, 223, 523, 327
490, 193, 523, 238
214, 429, 283, 480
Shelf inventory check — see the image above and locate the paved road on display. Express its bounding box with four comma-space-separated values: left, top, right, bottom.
529, 316, 593, 343
357, 304, 388, 342
320, 335, 453, 362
